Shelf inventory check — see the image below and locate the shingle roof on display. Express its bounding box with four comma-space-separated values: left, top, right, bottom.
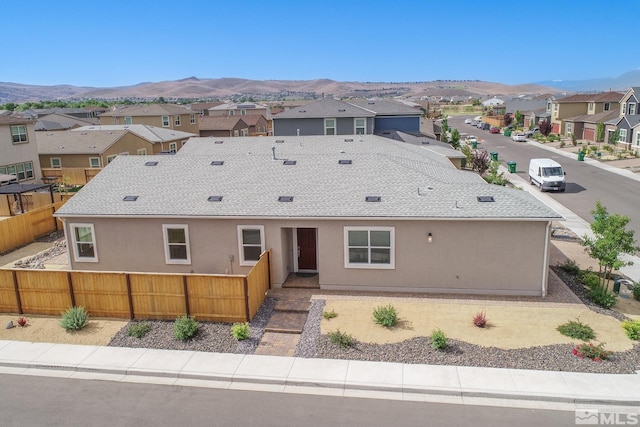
564, 110, 620, 124
273, 98, 375, 119
0, 112, 35, 125
239, 114, 266, 126
56, 135, 561, 221
73, 125, 195, 142
99, 104, 193, 117
198, 116, 247, 131
556, 92, 624, 103
34, 113, 95, 131
347, 100, 421, 116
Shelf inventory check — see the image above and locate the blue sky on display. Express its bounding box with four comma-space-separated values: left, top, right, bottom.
4, 0, 638, 87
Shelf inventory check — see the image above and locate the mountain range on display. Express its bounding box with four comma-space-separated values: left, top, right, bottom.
1, 69, 639, 104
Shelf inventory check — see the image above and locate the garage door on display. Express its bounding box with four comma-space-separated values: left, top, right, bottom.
583, 128, 595, 141
552, 123, 560, 134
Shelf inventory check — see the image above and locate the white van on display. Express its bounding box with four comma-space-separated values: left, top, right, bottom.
528, 158, 566, 192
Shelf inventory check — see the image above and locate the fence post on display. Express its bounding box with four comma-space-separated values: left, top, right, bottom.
267, 250, 272, 290
243, 277, 250, 322
67, 272, 76, 307
12, 270, 23, 314
183, 275, 190, 317
126, 273, 134, 320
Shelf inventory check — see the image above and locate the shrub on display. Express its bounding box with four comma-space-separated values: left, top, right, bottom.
323, 309, 337, 320
431, 328, 448, 350
621, 320, 640, 340
231, 322, 250, 341
580, 271, 601, 289
558, 259, 580, 275
373, 304, 398, 327
173, 315, 198, 340
633, 284, 640, 302
557, 318, 595, 341
127, 321, 151, 339
572, 342, 611, 361
59, 306, 89, 331
588, 286, 617, 309
328, 329, 353, 348
473, 311, 487, 328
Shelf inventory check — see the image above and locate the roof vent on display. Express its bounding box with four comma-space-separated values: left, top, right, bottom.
145, 161, 158, 166
278, 196, 294, 202
123, 195, 138, 201
382, 131, 391, 135
344, 138, 353, 142
210, 160, 224, 166
365, 196, 381, 202
275, 139, 285, 143
477, 196, 495, 202
338, 159, 352, 165
338, 109, 346, 112
422, 140, 430, 145
214, 140, 224, 144
207, 195, 223, 202
298, 110, 306, 113
283, 160, 296, 165
368, 102, 375, 105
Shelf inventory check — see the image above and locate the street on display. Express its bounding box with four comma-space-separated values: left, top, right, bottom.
448, 115, 640, 237
0, 374, 580, 426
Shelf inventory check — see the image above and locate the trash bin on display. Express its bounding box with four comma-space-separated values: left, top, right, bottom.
504, 129, 512, 137
577, 151, 585, 161
613, 279, 622, 294
471, 141, 477, 149
490, 151, 498, 161
507, 161, 516, 173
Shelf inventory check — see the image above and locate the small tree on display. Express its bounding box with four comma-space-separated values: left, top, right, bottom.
596, 121, 605, 150
608, 129, 620, 148
504, 114, 513, 126
581, 201, 640, 289
460, 144, 473, 169
450, 129, 461, 149
471, 150, 490, 175
514, 110, 523, 127
540, 119, 553, 137
441, 117, 449, 133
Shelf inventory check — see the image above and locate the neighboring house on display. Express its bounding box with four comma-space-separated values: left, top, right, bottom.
0, 112, 42, 183
37, 124, 196, 170
34, 113, 96, 131
208, 102, 271, 120
54, 135, 561, 297
98, 104, 199, 135
550, 92, 623, 135
481, 97, 504, 107
505, 98, 547, 117
198, 116, 249, 137
272, 98, 421, 136
615, 87, 640, 149
25, 107, 108, 120
563, 110, 620, 143
239, 114, 270, 136
189, 102, 224, 116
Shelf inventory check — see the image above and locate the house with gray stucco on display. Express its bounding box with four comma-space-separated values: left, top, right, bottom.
54, 135, 561, 297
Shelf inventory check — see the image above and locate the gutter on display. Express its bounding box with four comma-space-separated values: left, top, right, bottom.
541, 220, 551, 297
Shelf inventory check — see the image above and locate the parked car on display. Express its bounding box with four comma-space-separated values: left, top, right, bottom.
479, 123, 490, 130
466, 135, 478, 144
464, 118, 472, 124
524, 127, 540, 137
490, 126, 500, 134
512, 133, 527, 142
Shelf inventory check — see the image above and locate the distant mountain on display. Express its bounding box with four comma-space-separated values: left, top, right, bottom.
536, 69, 640, 92
0, 78, 558, 103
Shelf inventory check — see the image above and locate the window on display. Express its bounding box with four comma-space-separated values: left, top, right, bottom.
162, 224, 191, 264
635, 132, 640, 147
16, 163, 25, 180
107, 155, 117, 163
241, 129, 248, 136
137, 148, 147, 155
355, 118, 366, 135
622, 103, 627, 116
162, 115, 169, 127
174, 115, 181, 126
619, 129, 628, 143
233, 130, 239, 137
169, 142, 177, 153
588, 102, 594, 112
114, 117, 120, 125
629, 103, 636, 115
124, 116, 132, 125
237, 225, 265, 266
241, 109, 246, 116
604, 102, 611, 111
566, 123, 573, 137
553, 104, 558, 112
229, 110, 235, 116
24, 162, 33, 179
344, 226, 395, 269
0, 162, 32, 181
10, 125, 27, 143
190, 114, 195, 124
324, 118, 336, 135
89, 157, 101, 168
51, 158, 61, 168
71, 223, 98, 262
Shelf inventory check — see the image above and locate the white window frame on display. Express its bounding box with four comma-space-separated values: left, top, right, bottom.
237, 225, 265, 266
566, 123, 573, 137
162, 115, 170, 127
229, 110, 235, 116
162, 224, 191, 264
190, 114, 196, 124
588, 102, 594, 112
174, 115, 181, 126
137, 148, 147, 155
124, 116, 132, 125
622, 103, 627, 116
24, 162, 33, 179
354, 118, 366, 135
50, 158, 62, 168
89, 157, 101, 168
106, 154, 117, 163
344, 226, 395, 269
10, 125, 28, 144
324, 118, 336, 135
169, 142, 177, 153
619, 129, 628, 143
635, 131, 640, 147
70, 223, 98, 262
629, 103, 636, 116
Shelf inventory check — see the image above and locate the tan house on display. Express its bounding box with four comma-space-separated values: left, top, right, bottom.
189, 102, 224, 116
0, 112, 41, 184
99, 104, 199, 135
55, 135, 561, 297
34, 113, 96, 131
209, 102, 272, 134
198, 116, 249, 137
550, 92, 623, 136
37, 124, 196, 170
240, 114, 270, 136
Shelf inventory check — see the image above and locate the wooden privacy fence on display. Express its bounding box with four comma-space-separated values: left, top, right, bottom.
41, 168, 101, 186
0, 201, 66, 254
0, 250, 271, 323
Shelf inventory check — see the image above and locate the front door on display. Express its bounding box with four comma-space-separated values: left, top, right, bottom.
296, 228, 317, 271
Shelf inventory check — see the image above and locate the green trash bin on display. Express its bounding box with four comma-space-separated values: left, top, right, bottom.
471, 141, 477, 149
578, 151, 585, 161
504, 129, 512, 137
507, 161, 516, 173
490, 151, 498, 161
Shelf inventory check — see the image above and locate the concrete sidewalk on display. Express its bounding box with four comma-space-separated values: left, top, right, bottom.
0, 339, 639, 410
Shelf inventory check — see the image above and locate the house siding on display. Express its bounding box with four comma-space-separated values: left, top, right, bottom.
1, 121, 42, 183
375, 116, 420, 132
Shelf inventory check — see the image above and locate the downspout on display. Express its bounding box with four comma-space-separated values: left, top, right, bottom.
541, 221, 551, 297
